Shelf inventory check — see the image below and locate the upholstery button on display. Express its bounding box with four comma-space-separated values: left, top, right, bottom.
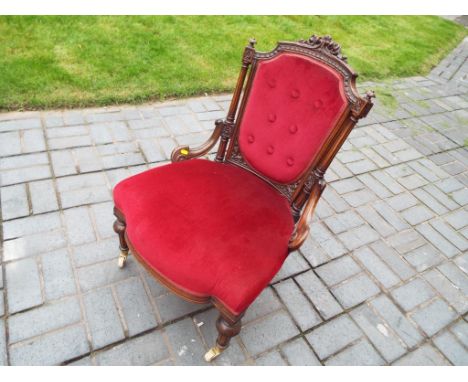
286, 157, 295, 166
267, 145, 275, 155
291, 89, 300, 99
247, 134, 255, 143
289, 124, 298, 134
268, 113, 276, 123
267, 78, 276, 88
313, 99, 324, 109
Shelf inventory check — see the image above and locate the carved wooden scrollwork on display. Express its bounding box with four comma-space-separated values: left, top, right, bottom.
299, 34, 348, 63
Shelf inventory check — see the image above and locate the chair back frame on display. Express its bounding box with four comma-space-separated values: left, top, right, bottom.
215, 36, 375, 222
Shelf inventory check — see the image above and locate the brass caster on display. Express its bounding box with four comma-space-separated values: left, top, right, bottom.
118, 250, 128, 268
204, 345, 224, 362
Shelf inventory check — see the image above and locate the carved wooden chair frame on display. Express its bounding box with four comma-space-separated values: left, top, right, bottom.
113, 35, 374, 362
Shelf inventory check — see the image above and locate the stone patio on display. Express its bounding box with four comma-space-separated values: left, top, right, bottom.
0, 37, 467, 366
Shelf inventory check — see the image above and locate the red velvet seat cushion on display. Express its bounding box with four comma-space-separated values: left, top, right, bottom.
238, 53, 347, 184
113, 159, 294, 315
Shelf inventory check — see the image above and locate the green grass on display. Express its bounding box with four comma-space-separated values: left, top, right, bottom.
0, 16, 466, 111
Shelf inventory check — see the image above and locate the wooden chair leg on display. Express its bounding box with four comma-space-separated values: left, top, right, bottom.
204, 313, 242, 362
113, 214, 129, 268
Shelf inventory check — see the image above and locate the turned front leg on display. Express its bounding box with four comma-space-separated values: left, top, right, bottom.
113, 213, 129, 268
204, 314, 242, 362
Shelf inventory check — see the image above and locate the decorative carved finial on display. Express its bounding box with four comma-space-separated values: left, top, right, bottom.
365, 90, 376, 101
242, 38, 256, 65
299, 34, 347, 62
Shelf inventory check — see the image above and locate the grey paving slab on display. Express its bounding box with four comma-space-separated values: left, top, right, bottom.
9, 325, 90, 366
306, 314, 362, 360
1, 37, 468, 366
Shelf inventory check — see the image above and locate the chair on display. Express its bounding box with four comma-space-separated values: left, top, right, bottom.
112, 35, 375, 362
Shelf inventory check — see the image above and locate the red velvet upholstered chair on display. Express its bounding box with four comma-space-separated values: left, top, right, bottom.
112, 35, 375, 362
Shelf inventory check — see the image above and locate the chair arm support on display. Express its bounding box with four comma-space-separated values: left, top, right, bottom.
288, 179, 327, 252
171, 119, 224, 162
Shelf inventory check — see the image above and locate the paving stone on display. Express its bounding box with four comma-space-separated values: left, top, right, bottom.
372, 171, 405, 194
353, 246, 400, 288
0, 131, 21, 156
298, 235, 330, 267
9, 325, 90, 366
272, 251, 310, 282
275, 279, 322, 331
240, 310, 299, 356
433, 330, 468, 365
164, 317, 206, 365
0, 117, 41, 132
115, 277, 157, 336
6, 258, 43, 314
430, 218, 468, 252
0, 293, 4, 317
452, 188, 468, 206
8, 297, 81, 344
331, 273, 380, 309
88, 201, 114, 237
41, 249, 76, 301
95, 330, 169, 366
295, 271, 343, 320
372, 200, 409, 231
404, 243, 445, 272
50, 150, 77, 176
338, 224, 380, 251
331, 178, 364, 194
56, 173, 111, 208
437, 262, 468, 295
83, 287, 125, 350
370, 241, 415, 281
356, 205, 396, 237
450, 320, 468, 347
3, 230, 67, 261
357, 173, 393, 198
325, 339, 385, 365
370, 295, 423, 348
410, 298, 458, 337
72, 238, 117, 268
324, 210, 364, 235
391, 278, 436, 311
386, 229, 426, 254
424, 184, 460, 211
306, 314, 362, 360
255, 350, 287, 366
29, 179, 59, 214
281, 338, 321, 366
77, 257, 139, 292
0, 320, 6, 366
454, 253, 468, 274
412, 188, 449, 215
240, 287, 282, 324
64, 207, 96, 246
350, 304, 407, 363
2, 211, 61, 240
308, 222, 347, 259
401, 205, 434, 225
445, 209, 468, 230
0, 184, 29, 220
315, 256, 361, 287
393, 344, 450, 366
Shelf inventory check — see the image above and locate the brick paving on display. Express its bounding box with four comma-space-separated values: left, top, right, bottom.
0, 37, 467, 366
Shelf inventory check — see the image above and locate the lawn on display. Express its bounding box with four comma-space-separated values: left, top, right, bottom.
0, 16, 466, 111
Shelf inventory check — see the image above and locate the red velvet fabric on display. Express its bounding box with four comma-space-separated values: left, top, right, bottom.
113, 159, 294, 315
238, 53, 348, 184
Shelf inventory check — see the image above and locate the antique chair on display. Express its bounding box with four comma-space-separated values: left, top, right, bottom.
112, 35, 374, 362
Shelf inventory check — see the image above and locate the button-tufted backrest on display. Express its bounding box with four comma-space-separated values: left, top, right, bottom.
237, 52, 348, 184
